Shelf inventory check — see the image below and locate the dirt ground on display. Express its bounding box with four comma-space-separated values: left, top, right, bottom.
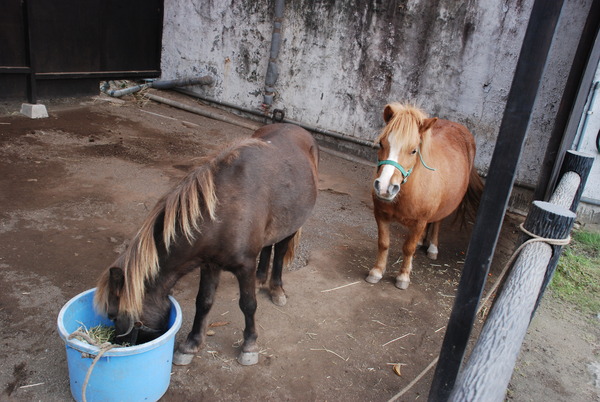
0, 92, 598, 401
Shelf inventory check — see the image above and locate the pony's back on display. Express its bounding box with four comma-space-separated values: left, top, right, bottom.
204, 124, 318, 252
95, 124, 319, 320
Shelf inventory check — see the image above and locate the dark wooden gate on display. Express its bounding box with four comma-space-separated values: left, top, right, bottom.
0, 0, 163, 102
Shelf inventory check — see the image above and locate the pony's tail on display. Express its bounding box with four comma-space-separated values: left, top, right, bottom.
283, 229, 302, 267
454, 168, 484, 229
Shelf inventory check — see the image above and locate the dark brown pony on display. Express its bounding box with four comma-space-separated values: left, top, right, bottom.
366, 104, 482, 289
94, 123, 319, 366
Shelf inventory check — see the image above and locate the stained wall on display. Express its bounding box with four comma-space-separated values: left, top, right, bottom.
161, 0, 592, 188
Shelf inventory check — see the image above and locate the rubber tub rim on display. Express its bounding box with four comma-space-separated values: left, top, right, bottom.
57, 288, 182, 357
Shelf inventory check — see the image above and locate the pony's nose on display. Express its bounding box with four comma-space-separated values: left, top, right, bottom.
389, 184, 400, 197
374, 179, 400, 199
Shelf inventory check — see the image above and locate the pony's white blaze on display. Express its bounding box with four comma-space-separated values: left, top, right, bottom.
375, 137, 403, 199
376, 165, 396, 196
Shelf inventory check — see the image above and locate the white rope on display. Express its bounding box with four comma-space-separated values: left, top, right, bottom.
479, 223, 570, 309
388, 223, 571, 401
68, 331, 117, 402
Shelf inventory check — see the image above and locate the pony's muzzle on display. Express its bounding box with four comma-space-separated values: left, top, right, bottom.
373, 179, 400, 200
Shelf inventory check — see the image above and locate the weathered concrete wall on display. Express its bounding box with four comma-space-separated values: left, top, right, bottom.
161, 0, 592, 188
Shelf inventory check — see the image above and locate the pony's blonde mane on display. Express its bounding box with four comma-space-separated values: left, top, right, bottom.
94, 138, 267, 319
377, 103, 433, 156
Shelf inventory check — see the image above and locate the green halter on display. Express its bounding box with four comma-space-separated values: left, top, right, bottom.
378, 148, 435, 184
377, 160, 412, 183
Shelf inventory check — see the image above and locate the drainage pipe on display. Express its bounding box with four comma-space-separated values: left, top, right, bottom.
571, 83, 600, 207
174, 88, 378, 149
144, 92, 260, 131
581, 195, 600, 206
176, 88, 268, 121
151, 76, 214, 89
280, 115, 378, 149
102, 82, 152, 97
575, 80, 599, 151
102, 76, 214, 98
262, 0, 285, 110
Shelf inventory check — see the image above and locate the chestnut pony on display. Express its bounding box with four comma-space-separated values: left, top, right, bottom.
94, 123, 319, 366
366, 104, 482, 289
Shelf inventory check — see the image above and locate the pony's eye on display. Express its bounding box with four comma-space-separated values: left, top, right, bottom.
411, 149, 417, 155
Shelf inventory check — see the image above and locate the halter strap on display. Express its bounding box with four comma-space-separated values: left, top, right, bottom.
377, 160, 412, 183
417, 148, 436, 171
115, 320, 162, 345
378, 148, 436, 184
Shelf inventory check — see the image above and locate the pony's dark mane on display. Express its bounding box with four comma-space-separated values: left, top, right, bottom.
94, 138, 269, 319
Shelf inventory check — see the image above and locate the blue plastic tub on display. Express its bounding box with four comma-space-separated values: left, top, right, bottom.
57, 288, 182, 402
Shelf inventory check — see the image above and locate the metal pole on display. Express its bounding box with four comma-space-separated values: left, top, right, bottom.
262, 0, 285, 110
428, 1, 565, 400
23, 0, 37, 104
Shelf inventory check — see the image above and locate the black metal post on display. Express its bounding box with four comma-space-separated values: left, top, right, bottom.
428, 1, 565, 400
22, 0, 37, 104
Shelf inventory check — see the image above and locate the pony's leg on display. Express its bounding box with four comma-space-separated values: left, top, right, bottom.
418, 223, 430, 247
426, 221, 440, 260
396, 221, 427, 289
269, 233, 295, 307
173, 265, 220, 366
256, 245, 272, 286
366, 217, 391, 284
235, 265, 260, 365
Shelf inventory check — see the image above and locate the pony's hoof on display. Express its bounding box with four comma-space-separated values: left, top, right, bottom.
237, 351, 259, 366
173, 351, 194, 366
427, 244, 439, 260
271, 294, 287, 307
395, 279, 410, 290
365, 273, 382, 284
255, 279, 266, 291
427, 251, 438, 260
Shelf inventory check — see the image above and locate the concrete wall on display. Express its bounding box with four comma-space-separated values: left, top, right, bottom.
161, 0, 592, 189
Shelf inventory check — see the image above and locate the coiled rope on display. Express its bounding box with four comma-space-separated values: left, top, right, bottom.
68, 331, 117, 402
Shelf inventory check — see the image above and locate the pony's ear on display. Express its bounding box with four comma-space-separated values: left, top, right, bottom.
383, 104, 396, 123
420, 117, 438, 133
108, 267, 125, 296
